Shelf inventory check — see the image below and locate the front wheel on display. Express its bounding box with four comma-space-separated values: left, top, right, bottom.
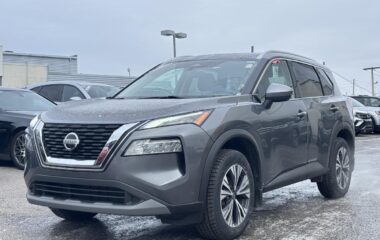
317, 137, 353, 199
50, 208, 97, 221
197, 150, 255, 240
10, 131, 27, 170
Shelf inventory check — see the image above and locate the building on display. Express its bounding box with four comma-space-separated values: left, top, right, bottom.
0, 45, 135, 88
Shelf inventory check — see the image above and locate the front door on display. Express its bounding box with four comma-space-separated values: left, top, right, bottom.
254, 59, 309, 185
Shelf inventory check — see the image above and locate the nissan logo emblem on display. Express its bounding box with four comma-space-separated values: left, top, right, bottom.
63, 132, 80, 151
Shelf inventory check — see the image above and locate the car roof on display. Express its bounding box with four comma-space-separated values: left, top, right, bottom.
26, 81, 115, 89
0, 87, 31, 92
164, 50, 324, 68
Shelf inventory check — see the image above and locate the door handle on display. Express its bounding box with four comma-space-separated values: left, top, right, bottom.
329, 105, 339, 112
297, 111, 307, 118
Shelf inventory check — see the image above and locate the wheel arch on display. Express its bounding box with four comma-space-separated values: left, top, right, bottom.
199, 129, 264, 204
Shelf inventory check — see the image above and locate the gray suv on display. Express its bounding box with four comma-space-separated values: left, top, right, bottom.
25, 51, 355, 240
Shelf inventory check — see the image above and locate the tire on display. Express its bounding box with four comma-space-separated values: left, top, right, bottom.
10, 131, 27, 170
317, 137, 353, 199
197, 149, 255, 240
50, 208, 97, 221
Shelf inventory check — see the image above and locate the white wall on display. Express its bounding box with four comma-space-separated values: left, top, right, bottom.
2, 63, 48, 88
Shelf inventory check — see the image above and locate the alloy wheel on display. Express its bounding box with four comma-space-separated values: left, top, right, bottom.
220, 164, 251, 227
336, 146, 350, 190
13, 133, 26, 167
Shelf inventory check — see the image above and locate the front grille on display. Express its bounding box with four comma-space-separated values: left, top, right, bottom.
30, 182, 138, 205
42, 123, 121, 160
356, 113, 371, 120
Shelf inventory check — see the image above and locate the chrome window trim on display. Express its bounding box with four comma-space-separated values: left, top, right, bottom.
33, 121, 142, 171
252, 57, 334, 98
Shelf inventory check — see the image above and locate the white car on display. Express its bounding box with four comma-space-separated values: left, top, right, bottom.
26, 81, 120, 104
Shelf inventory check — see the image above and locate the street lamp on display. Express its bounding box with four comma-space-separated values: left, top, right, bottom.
161, 30, 187, 57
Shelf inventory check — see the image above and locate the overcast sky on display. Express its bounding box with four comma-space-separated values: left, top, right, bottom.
1, 0, 380, 95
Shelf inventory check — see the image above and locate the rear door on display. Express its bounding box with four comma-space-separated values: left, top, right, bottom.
288, 62, 338, 165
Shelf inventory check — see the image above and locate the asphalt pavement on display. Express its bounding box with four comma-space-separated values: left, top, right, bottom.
0, 135, 379, 240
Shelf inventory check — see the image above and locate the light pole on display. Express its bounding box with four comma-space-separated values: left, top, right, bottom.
161, 30, 187, 57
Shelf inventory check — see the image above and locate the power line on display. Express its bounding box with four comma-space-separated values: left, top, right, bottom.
363, 67, 380, 96
331, 70, 371, 94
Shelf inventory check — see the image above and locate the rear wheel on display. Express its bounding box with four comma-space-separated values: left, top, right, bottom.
197, 150, 254, 240
50, 208, 97, 221
10, 131, 27, 170
317, 137, 352, 198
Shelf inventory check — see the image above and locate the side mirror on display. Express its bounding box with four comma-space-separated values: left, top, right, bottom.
263, 83, 293, 108
69, 96, 83, 101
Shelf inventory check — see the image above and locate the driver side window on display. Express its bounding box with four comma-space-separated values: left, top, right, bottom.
255, 60, 294, 102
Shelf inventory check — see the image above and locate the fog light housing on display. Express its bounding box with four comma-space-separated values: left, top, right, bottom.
124, 139, 183, 156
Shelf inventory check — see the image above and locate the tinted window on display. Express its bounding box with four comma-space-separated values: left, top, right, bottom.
255, 60, 294, 101
115, 59, 258, 98
316, 68, 333, 95
62, 85, 85, 101
31, 86, 42, 93
0, 90, 55, 111
39, 85, 63, 102
289, 62, 323, 97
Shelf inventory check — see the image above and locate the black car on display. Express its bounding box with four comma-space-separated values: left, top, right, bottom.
0, 87, 55, 169
25, 51, 355, 240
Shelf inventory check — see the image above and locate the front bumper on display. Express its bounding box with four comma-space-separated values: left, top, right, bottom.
25, 123, 212, 217
355, 118, 373, 134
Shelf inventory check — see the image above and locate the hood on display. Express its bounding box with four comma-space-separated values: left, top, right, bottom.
41, 97, 239, 124
5, 110, 41, 117
353, 106, 380, 113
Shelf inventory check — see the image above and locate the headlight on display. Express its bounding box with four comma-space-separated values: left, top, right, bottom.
375, 111, 380, 115
140, 111, 211, 130
29, 115, 41, 130
124, 139, 182, 156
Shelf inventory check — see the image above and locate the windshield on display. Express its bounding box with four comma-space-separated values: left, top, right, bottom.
354, 97, 380, 107
84, 85, 119, 98
0, 90, 55, 111
115, 59, 258, 99
351, 98, 365, 107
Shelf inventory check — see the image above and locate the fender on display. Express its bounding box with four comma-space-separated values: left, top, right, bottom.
326, 120, 355, 168
198, 128, 264, 203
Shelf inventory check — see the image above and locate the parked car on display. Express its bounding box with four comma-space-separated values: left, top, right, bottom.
351, 98, 374, 134
25, 51, 355, 240
353, 110, 373, 135
26, 81, 119, 103
350, 96, 380, 132
0, 87, 55, 169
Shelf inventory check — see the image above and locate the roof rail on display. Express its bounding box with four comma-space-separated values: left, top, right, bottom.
264, 50, 316, 62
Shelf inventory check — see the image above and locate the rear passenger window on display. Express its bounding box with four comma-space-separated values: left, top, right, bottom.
316, 68, 333, 95
255, 60, 294, 101
39, 85, 63, 102
289, 62, 323, 97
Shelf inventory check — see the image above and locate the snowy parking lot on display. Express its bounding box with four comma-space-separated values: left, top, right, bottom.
0, 134, 379, 240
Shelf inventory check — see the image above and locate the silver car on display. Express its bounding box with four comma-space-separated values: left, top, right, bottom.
351, 96, 380, 132
26, 81, 120, 104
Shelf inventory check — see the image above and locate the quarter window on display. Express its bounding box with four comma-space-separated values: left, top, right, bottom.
255, 60, 294, 101
316, 68, 333, 96
289, 62, 323, 97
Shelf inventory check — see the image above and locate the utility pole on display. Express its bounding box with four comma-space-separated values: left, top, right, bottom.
251, 46, 254, 53
352, 79, 355, 95
363, 67, 380, 96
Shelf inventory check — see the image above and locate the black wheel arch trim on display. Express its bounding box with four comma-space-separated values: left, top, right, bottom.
198, 128, 264, 204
